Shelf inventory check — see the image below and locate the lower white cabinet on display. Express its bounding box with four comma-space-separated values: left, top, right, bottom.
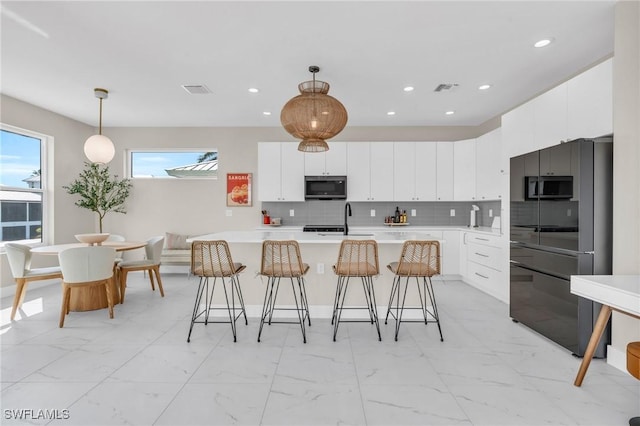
461, 231, 507, 302
441, 231, 460, 276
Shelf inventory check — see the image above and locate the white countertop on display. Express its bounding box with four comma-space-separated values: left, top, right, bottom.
570, 275, 640, 316
188, 226, 501, 245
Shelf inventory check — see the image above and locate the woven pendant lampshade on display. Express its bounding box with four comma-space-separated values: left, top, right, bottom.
281, 66, 348, 153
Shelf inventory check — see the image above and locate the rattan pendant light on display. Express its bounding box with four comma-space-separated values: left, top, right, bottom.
83, 88, 115, 164
280, 66, 348, 153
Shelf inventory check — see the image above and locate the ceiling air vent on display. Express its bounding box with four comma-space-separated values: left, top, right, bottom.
434, 83, 459, 92
181, 84, 212, 95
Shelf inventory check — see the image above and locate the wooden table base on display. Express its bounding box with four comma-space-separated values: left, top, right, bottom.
574, 305, 612, 386
68, 277, 120, 311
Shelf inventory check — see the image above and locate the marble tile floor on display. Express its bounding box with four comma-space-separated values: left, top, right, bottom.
1, 274, 638, 426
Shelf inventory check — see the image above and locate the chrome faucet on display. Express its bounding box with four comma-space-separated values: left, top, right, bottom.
344, 202, 352, 235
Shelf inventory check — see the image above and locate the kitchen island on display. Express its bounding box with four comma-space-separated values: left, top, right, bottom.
187, 226, 502, 318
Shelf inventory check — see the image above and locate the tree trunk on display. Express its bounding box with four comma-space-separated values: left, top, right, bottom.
99, 214, 103, 233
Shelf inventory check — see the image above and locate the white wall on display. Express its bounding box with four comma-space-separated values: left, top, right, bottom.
610, 0, 640, 367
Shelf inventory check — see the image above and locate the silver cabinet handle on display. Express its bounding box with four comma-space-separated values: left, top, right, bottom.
474, 252, 489, 257
475, 237, 489, 241
475, 272, 489, 279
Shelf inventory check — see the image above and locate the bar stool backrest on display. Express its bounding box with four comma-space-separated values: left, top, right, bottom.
191, 240, 243, 277
395, 240, 440, 277
260, 240, 307, 277
334, 239, 379, 277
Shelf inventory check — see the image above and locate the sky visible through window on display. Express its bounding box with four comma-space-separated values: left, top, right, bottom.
0, 130, 41, 188
130, 151, 217, 178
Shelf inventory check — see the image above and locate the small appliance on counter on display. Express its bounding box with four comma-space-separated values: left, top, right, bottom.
469, 205, 479, 227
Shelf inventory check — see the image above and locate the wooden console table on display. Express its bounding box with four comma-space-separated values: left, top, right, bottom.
570, 275, 640, 386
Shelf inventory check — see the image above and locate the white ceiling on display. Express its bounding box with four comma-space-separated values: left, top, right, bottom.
0, 1, 615, 128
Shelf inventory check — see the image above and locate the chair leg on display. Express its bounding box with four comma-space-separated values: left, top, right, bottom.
364, 276, 382, 341
120, 269, 129, 303
187, 277, 207, 342
385, 275, 400, 325
105, 279, 114, 319
333, 276, 350, 341
148, 267, 156, 291
59, 285, 70, 328
394, 276, 410, 341
10, 279, 27, 320
424, 276, 444, 342
233, 275, 248, 326
153, 266, 165, 297
258, 277, 276, 342
290, 277, 306, 343
220, 276, 238, 342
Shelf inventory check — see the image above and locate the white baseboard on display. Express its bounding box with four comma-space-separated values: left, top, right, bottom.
606, 344, 628, 374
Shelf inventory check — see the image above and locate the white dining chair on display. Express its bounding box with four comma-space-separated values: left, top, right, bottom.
117, 236, 165, 303
58, 246, 117, 327
6, 243, 63, 321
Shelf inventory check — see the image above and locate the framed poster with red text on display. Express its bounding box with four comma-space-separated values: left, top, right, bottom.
227, 173, 252, 206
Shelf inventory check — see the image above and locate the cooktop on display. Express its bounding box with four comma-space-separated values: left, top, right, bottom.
303, 225, 345, 233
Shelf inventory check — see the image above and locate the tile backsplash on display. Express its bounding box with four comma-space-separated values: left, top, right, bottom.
262, 200, 502, 228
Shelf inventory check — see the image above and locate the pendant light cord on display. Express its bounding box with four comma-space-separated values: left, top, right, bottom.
98, 97, 103, 135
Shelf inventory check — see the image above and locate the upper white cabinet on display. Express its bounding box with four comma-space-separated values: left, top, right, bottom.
504, 58, 613, 158
258, 142, 305, 202
502, 100, 534, 158
476, 128, 503, 200
436, 142, 454, 201
532, 83, 568, 149
453, 139, 476, 201
347, 142, 394, 201
304, 141, 347, 175
393, 142, 437, 201
539, 142, 571, 175
567, 59, 613, 140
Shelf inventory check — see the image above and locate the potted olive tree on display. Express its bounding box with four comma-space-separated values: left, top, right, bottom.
64, 162, 132, 233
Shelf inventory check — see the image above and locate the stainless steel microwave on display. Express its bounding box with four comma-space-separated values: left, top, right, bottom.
304, 176, 347, 200
525, 175, 573, 200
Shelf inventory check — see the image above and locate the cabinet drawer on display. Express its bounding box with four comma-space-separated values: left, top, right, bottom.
467, 261, 501, 287
465, 232, 501, 248
467, 243, 502, 271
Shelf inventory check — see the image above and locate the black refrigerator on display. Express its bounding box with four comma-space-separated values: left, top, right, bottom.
509, 137, 613, 357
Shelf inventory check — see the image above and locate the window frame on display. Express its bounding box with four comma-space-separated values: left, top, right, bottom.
0, 123, 52, 248
127, 148, 219, 180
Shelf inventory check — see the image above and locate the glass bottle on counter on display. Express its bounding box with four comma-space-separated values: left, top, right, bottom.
394, 207, 400, 223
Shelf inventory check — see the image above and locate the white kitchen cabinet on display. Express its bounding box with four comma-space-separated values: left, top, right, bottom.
476, 128, 503, 200
453, 138, 476, 201
258, 142, 304, 201
502, 100, 534, 158
504, 60, 613, 159
539, 142, 572, 175
393, 142, 437, 201
461, 231, 507, 303
441, 230, 460, 276
533, 83, 569, 150
347, 142, 394, 201
436, 142, 454, 201
304, 141, 347, 175
567, 58, 613, 140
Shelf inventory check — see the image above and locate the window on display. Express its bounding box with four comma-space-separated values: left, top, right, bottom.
0, 125, 49, 245
128, 150, 218, 179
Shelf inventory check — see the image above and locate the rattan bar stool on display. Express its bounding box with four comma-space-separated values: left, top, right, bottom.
332, 239, 382, 341
385, 240, 443, 342
187, 240, 248, 342
258, 240, 311, 343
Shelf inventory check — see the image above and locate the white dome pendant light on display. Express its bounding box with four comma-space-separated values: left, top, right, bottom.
83, 88, 115, 164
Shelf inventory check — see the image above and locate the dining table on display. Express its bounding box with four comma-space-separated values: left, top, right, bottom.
32, 241, 146, 311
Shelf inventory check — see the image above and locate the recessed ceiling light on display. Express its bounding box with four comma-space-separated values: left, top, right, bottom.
403, 86, 414, 92
534, 38, 553, 48
478, 84, 492, 90
248, 88, 259, 93
445, 111, 455, 115
263, 111, 271, 116
387, 111, 396, 116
